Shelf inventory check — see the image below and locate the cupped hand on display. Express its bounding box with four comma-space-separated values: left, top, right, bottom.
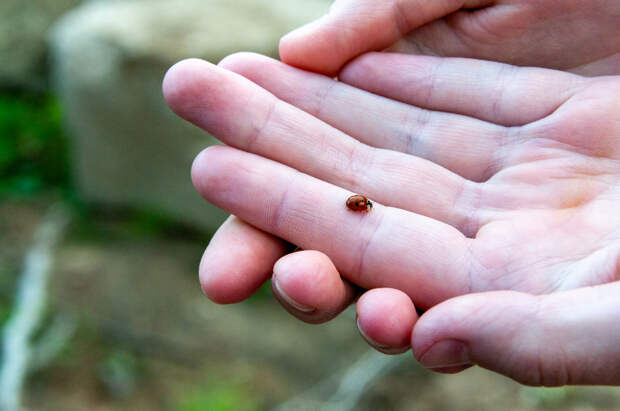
163, 52, 620, 384
279, 0, 620, 76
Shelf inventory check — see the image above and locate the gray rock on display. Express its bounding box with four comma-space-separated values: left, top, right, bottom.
0, 0, 81, 90
50, 0, 330, 232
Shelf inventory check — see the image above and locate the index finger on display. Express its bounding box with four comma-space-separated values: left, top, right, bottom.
192, 145, 473, 309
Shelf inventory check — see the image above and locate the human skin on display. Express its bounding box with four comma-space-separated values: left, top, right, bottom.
279, 0, 620, 76
198, 0, 620, 334
162, 52, 620, 385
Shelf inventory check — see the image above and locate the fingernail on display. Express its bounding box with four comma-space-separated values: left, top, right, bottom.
419, 340, 471, 369
272, 276, 315, 313
357, 317, 408, 354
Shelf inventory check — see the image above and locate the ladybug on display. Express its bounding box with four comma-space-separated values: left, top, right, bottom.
346, 194, 373, 212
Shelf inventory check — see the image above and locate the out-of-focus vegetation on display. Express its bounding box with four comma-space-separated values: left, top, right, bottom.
0, 92, 209, 239
0, 89, 276, 410
0, 92, 70, 198
0, 91, 63, 335
175, 381, 259, 411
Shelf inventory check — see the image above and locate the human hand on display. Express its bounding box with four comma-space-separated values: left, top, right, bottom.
279, 0, 620, 76
163, 52, 620, 384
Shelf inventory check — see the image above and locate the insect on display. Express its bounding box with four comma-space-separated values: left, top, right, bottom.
346, 194, 373, 212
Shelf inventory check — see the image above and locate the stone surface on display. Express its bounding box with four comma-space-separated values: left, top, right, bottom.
0, 0, 81, 90
50, 0, 331, 232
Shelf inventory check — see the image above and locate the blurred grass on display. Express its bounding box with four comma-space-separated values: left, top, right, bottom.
0, 92, 70, 198
0, 90, 266, 408
175, 381, 260, 411
0, 90, 270, 320
0, 92, 210, 241
0, 91, 69, 333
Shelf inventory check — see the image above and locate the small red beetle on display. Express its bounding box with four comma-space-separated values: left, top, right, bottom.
346, 194, 373, 212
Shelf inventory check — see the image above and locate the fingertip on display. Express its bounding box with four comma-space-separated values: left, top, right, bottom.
162, 58, 213, 113
338, 52, 384, 83
163, 57, 246, 133
411, 291, 537, 357
190, 145, 232, 200
411, 292, 488, 360
410, 291, 538, 378
279, 17, 341, 76
218, 52, 270, 72
199, 216, 287, 304
273, 250, 340, 310
356, 288, 417, 354
272, 250, 354, 323
190, 146, 208, 188
217, 52, 282, 86
199, 255, 248, 304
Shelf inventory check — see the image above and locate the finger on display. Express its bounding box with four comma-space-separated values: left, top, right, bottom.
219, 52, 505, 182
392, 10, 620, 75
340, 52, 585, 126
272, 250, 357, 324
278, 0, 486, 76
412, 282, 620, 385
163, 58, 478, 234
569, 52, 620, 76
199, 215, 288, 304
192, 145, 472, 309
356, 288, 417, 354
385, 12, 478, 57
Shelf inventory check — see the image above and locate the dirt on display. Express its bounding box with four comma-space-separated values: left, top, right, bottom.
1, 199, 619, 410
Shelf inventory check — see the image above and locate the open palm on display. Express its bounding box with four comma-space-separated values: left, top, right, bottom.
163, 52, 620, 384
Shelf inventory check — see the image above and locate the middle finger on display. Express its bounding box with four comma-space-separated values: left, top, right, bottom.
163, 58, 480, 234
219, 52, 507, 182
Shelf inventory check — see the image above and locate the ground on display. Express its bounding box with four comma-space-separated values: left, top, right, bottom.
1, 198, 619, 410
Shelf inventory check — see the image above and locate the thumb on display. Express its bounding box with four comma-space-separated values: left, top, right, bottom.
412, 282, 620, 386
279, 0, 474, 76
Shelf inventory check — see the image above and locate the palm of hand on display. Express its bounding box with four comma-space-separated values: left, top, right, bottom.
468, 81, 620, 294
164, 52, 620, 310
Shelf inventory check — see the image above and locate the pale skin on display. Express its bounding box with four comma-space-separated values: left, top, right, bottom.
167, 0, 620, 385
279, 0, 620, 76
163, 51, 620, 386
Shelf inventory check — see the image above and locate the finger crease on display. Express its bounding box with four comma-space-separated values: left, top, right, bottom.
246, 98, 278, 152
424, 59, 443, 108
270, 172, 297, 233
406, 109, 433, 157
356, 208, 386, 283
314, 79, 338, 119
484, 126, 520, 180
453, 180, 483, 237
490, 63, 516, 122
341, 141, 371, 191
392, 0, 412, 36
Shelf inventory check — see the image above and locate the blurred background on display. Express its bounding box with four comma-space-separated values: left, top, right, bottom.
1, 1, 619, 410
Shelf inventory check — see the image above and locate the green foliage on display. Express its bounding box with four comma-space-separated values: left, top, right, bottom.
520, 386, 570, 408
247, 280, 273, 304
0, 301, 11, 327
175, 382, 260, 411
0, 93, 70, 197
0, 264, 18, 327
122, 208, 187, 238
97, 350, 140, 399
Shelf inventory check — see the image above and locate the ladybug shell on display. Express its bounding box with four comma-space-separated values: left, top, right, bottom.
346, 195, 372, 212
